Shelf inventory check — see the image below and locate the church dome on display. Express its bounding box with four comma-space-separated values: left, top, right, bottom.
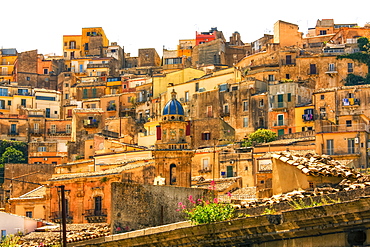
162, 90, 184, 120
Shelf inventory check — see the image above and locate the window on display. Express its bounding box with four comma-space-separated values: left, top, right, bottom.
26, 211, 33, 218
277, 114, 284, 126
36, 96, 56, 101
65, 93, 69, 100
277, 94, 284, 108
223, 104, 229, 114
67, 109, 72, 118
38, 146, 46, 152
170, 164, 177, 185
278, 129, 285, 136
21, 99, 26, 107
92, 88, 97, 98
7, 100, 11, 106
268, 74, 275, 81
94, 196, 102, 215
207, 106, 212, 118
1, 230, 6, 238
327, 139, 334, 155
319, 30, 327, 35
287, 93, 292, 102
66, 124, 71, 134
286, 55, 292, 64
185, 91, 189, 102
243, 117, 248, 127
0, 88, 8, 96
202, 132, 211, 140
348, 63, 354, 73
286, 74, 290, 79
328, 63, 335, 72
259, 99, 264, 107
321, 95, 325, 100
83, 89, 88, 99
309, 64, 317, 75
202, 159, 209, 170
43, 68, 49, 74
10, 124, 16, 134
195, 82, 199, 92
348, 138, 355, 154
346, 120, 352, 127
34, 123, 39, 133
243, 101, 248, 111
46, 108, 50, 118
51, 124, 56, 134
26, 77, 30, 81
18, 89, 29, 95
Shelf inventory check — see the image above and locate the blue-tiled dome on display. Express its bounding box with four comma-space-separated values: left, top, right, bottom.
163, 91, 184, 116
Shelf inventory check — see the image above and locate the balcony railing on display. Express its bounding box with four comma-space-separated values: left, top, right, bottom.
273, 120, 287, 127
29, 130, 44, 136
47, 130, 71, 136
272, 102, 287, 109
342, 98, 360, 106
8, 131, 19, 136
322, 148, 360, 156
64, 45, 80, 50
320, 123, 369, 133
50, 211, 73, 223
87, 64, 109, 69
84, 208, 107, 223
281, 59, 296, 65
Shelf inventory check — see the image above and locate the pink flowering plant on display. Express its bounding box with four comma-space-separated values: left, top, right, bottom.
177, 181, 235, 225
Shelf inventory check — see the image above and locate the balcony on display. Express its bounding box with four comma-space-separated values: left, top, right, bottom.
320, 123, 369, 133
64, 45, 80, 50
271, 102, 287, 110
83, 119, 99, 128
8, 131, 19, 136
48, 130, 71, 136
84, 209, 107, 223
281, 59, 296, 66
87, 64, 109, 69
106, 105, 117, 111
322, 148, 360, 156
342, 98, 360, 107
302, 114, 314, 121
273, 120, 287, 127
319, 113, 328, 120
29, 130, 43, 136
220, 111, 230, 117
50, 211, 73, 224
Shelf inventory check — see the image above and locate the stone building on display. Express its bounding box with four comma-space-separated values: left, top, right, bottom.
153, 91, 194, 187
313, 85, 370, 168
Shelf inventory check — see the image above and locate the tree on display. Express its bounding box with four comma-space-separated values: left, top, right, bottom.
244, 129, 277, 147
0, 147, 26, 164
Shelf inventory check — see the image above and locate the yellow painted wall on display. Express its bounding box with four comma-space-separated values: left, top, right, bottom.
153, 68, 205, 98
295, 105, 315, 132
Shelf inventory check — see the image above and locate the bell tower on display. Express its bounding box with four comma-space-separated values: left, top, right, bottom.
153, 90, 194, 187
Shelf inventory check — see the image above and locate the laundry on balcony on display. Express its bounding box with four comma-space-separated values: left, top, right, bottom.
343, 98, 350, 106
302, 114, 313, 121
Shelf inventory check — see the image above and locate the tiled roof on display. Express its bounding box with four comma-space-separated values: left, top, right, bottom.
258, 137, 315, 146
271, 151, 361, 179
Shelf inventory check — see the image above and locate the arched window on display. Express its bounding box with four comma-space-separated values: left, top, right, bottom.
170, 164, 177, 185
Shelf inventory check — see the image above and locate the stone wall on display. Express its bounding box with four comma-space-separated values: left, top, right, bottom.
3, 163, 54, 198
111, 183, 208, 233
83, 196, 370, 247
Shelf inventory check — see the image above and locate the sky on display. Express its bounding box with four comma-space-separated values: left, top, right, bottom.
2, 0, 369, 57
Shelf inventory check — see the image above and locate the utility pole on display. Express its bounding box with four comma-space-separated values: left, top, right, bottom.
59, 185, 67, 247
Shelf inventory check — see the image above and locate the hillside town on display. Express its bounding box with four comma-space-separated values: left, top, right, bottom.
2, 18, 370, 246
